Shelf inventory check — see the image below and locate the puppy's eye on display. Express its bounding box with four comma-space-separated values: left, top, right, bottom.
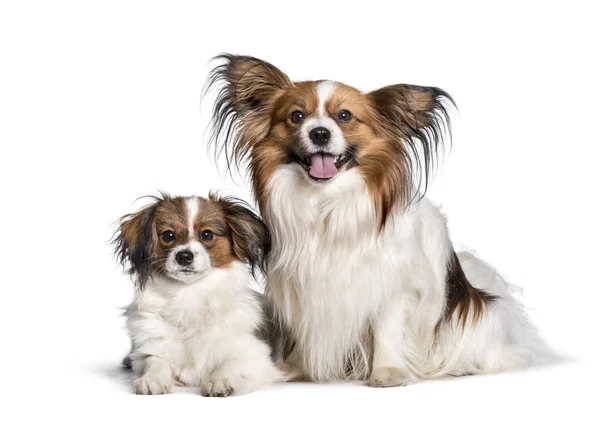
336, 110, 352, 122
290, 110, 305, 124
200, 230, 214, 241
162, 230, 175, 243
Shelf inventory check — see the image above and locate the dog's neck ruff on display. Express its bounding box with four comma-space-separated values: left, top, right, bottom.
264, 164, 391, 380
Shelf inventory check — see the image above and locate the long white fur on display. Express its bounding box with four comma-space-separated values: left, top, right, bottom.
263, 81, 553, 383
266, 165, 553, 382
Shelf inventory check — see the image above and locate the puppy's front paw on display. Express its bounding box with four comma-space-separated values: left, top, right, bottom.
133, 375, 172, 395
369, 366, 417, 388
177, 366, 201, 387
200, 378, 234, 397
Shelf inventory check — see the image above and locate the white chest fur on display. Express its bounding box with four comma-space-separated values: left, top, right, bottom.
129, 262, 261, 356
125, 261, 284, 394
140, 270, 235, 329
265, 165, 445, 380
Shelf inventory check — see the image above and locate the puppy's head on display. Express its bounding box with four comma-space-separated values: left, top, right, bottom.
207, 54, 454, 227
113, 193, 269, 288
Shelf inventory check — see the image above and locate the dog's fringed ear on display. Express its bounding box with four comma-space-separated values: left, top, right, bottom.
205, 54, 293, 173
368, 84, 455, 197
215, 194, 270, 276
112, 203, 157, 289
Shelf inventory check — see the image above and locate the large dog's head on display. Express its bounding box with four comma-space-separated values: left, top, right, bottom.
206, 54, 453, 227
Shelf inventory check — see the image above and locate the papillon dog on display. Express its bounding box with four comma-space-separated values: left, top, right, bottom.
113, 193, 284, 396
205, 54, 555, 386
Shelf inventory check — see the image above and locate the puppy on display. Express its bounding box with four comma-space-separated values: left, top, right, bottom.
113, 193, 284, 396
205, 54, 555, 386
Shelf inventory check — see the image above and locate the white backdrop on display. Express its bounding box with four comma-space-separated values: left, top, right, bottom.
1, 1, 598, 422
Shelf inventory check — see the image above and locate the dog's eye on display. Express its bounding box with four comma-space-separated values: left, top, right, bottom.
336, 110, 352, 122
162, 230, 175, 243
290, 110, 305, 124
200, 230, 214, 241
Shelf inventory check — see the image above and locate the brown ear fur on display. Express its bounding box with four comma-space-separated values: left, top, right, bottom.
112, 202, 158, 288
206, 54, 293, 172
366, 84, 454, 226
213, 193, 270, 275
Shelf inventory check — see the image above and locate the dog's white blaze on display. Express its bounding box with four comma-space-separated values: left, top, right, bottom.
316, 80, 337, 117
164, 196, 211, 280
186, 196, 199, 239
298, 80, 346, 156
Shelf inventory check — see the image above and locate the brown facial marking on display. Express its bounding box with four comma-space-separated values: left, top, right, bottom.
193, 197, 236, 268
249, 81, 380, 213
436, 251, 496, 334
152, 196, 237, 270
154, 196, 188, 243
322, 83, 411, 229
156, 194, 269, 273
149, 196, 189, 275
272, 81, 319, 123
251, 81, 321, 212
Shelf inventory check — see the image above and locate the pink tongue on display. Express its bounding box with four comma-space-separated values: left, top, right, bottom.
309, 153, 338, 179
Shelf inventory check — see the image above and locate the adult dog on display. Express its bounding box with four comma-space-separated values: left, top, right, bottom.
206, 54, 552, 387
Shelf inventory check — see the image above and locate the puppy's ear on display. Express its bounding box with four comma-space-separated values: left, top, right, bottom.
112, 203, 157, 289
216, 195, 270, 275
206, 54, 293, 170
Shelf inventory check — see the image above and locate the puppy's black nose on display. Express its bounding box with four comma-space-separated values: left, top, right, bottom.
176, 250, 194, 266
309, 127, 331, 146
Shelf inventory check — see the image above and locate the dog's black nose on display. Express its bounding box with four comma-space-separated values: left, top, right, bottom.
309, 127, 331, 146
176, 250, 194, 266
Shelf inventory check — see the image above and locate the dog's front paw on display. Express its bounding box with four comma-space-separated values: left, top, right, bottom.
276, 361, 307, 382
133, 375, 172, 395
200, 378, 234, 397
369, 366, 417, 388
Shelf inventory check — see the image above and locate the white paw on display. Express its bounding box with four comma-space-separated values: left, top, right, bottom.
133, 375, 172, 395
369, 366, 418, 388
200, 378, 234, 397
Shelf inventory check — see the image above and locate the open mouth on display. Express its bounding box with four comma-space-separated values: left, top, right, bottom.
293, 148, 354, 181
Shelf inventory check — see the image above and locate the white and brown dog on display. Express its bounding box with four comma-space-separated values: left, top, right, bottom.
114, 193, 284, 396
205, 54, 555, 387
